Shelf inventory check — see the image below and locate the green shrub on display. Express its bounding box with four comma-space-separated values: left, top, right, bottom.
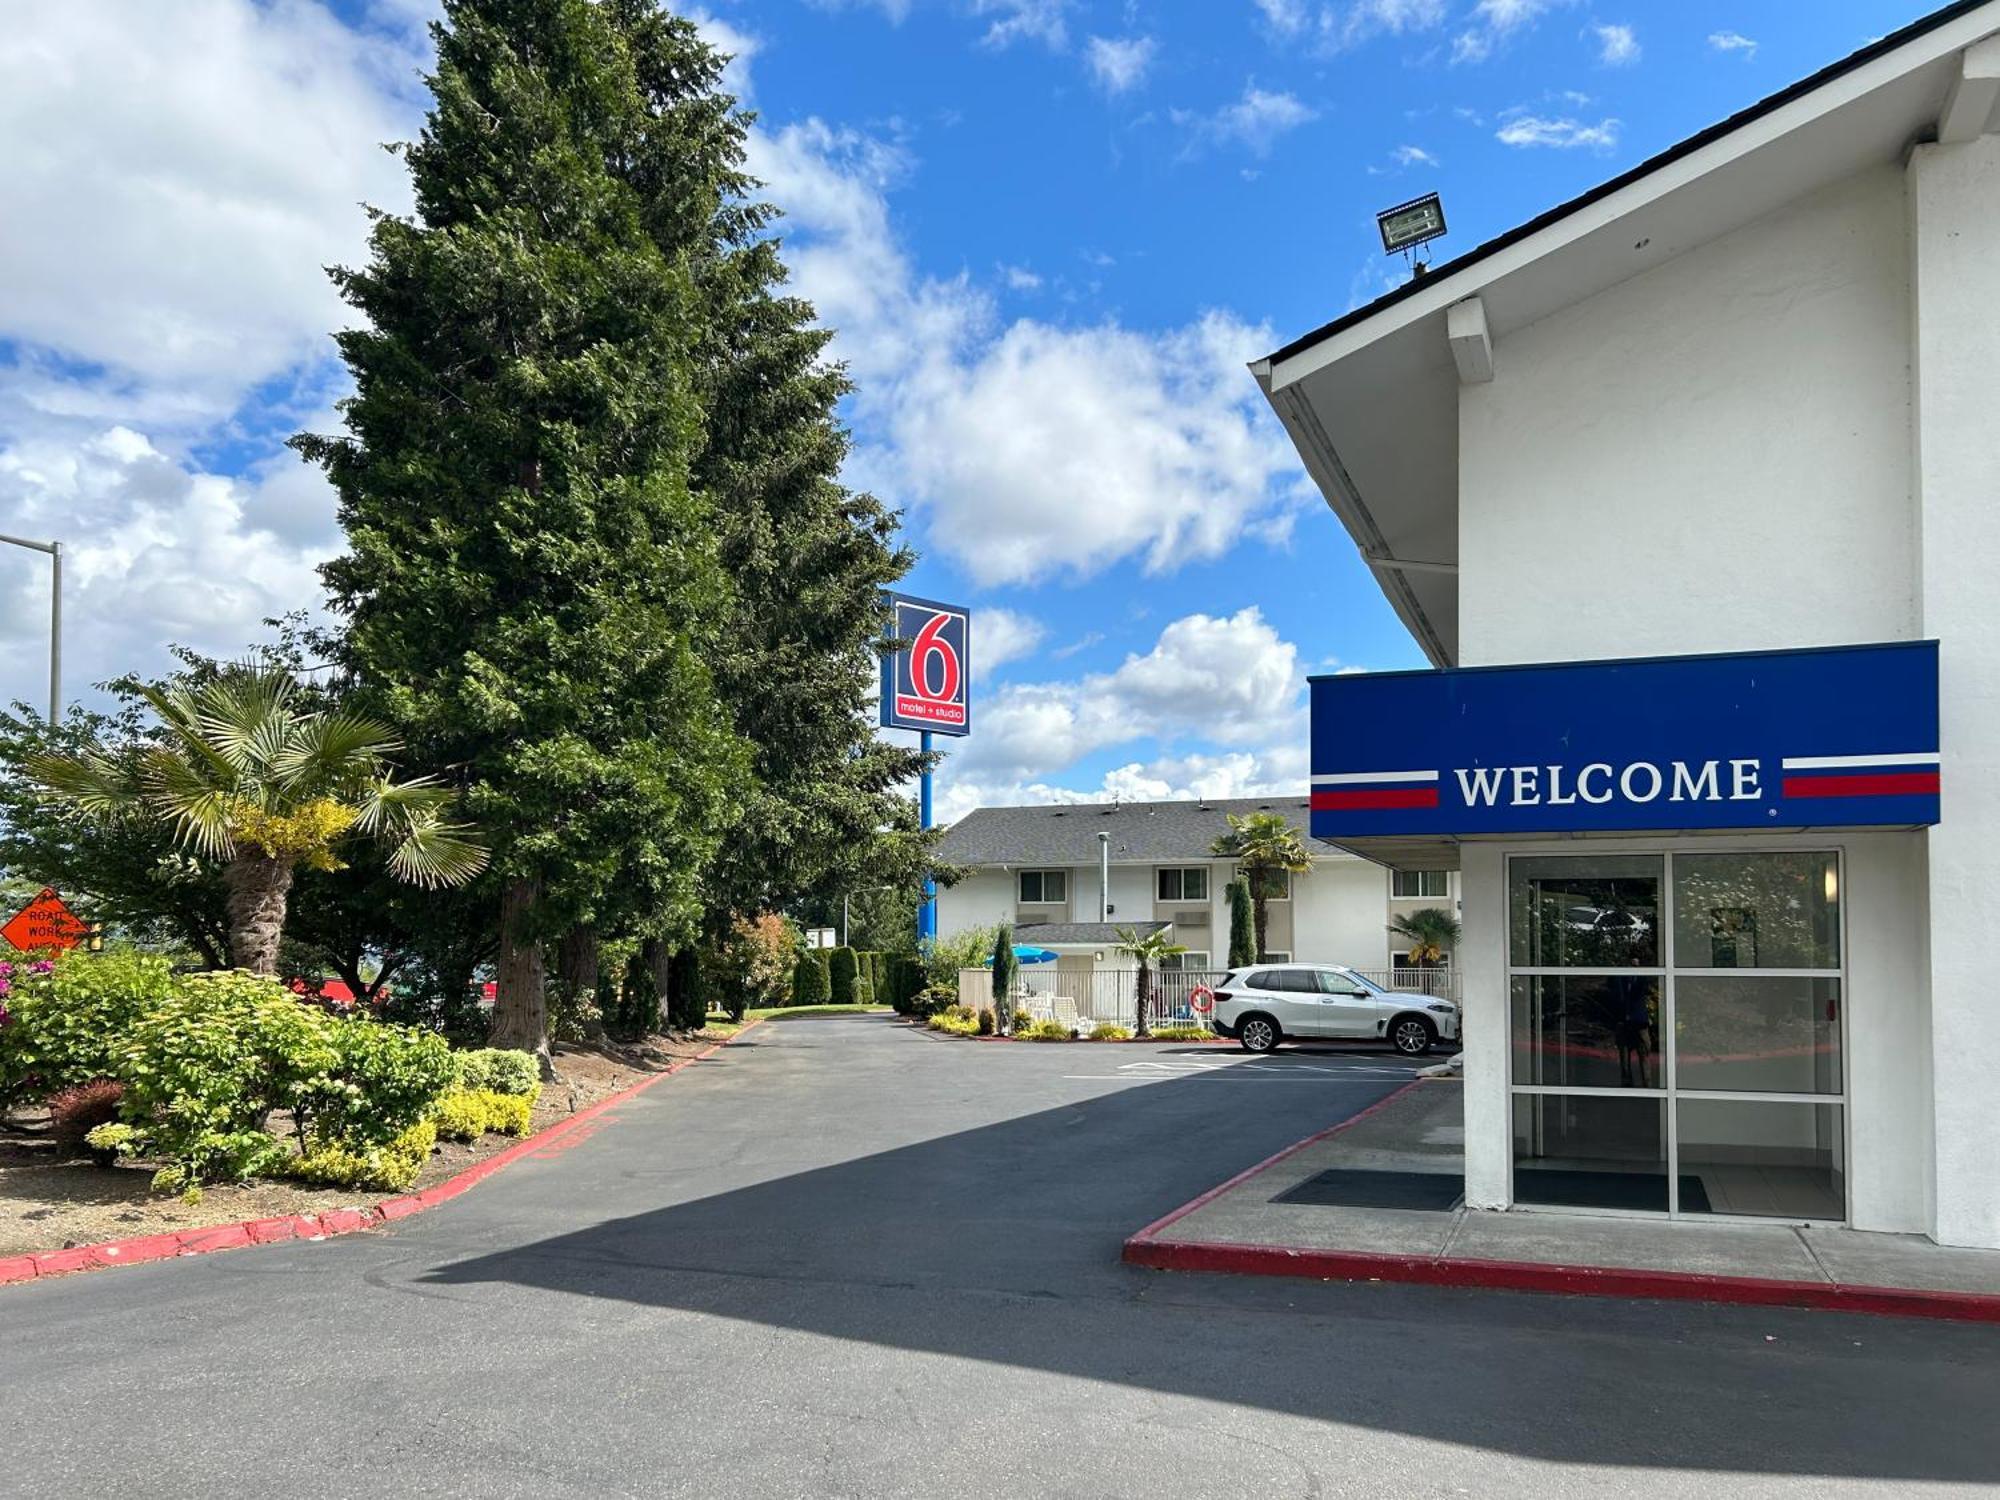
927, 1009, 980, 1036
0, 950, 176, 1108
793, 952, 832, 1006
112, 970, 335, 1188
827, 947, 858, 1005
911, 983, 957, 1019
852, 974, 875, 1006
296, 1012, 456, 1151
1089, 1024, 1132, 1041
453, 1047, 541, 1097
1150, 1025, 1211, 1041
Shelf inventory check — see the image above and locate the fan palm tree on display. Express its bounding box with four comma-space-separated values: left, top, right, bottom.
1115, 925, 1187, 1039
1210, 811, 1314, 962
1388, 905, 1461, 969
24, 666, 487, 975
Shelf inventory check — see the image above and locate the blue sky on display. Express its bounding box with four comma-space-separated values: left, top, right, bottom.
0, 0, 1944, 820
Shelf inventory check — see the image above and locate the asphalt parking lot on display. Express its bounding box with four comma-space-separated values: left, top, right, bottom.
5, 1015, 1998, 1498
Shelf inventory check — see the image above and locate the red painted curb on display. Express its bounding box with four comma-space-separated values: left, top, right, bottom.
1122, 1081, 2000, 1324
1, 1020, 764, 1290
1120, 1236, 2000, 1324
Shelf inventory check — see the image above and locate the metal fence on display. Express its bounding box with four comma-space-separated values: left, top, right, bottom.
956, 962, 1460, 1028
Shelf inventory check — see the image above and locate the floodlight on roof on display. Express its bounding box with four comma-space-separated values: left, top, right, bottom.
1377, 192, 1447, 275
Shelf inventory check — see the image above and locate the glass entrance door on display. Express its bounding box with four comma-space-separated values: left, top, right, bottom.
1507, 851, 1846, 1221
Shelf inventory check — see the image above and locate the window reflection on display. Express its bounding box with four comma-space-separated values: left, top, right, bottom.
1512, 1095, 1669, 1212
1509, 856, 1661, 967
1671, 852, 1839, 970
1676, 977, 1841, 1094
1510, 975, 1660, 1090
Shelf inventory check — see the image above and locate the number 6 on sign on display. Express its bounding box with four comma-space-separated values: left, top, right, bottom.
881, 592, 971, 736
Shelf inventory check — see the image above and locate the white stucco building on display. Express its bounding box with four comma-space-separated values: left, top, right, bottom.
1261, 4, 2000, 1247
934, 796, 1457, 984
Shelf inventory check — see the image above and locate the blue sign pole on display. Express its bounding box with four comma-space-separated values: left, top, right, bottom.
918, 729, 936, 948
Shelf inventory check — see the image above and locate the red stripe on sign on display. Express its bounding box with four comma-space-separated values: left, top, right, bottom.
1783, 771, 1940, 799
1311, 787, 1441, 811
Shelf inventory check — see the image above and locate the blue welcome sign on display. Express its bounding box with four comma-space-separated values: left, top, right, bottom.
1309, 641, 1940, 841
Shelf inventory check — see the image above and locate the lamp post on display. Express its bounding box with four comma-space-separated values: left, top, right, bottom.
0, 533, 61, 723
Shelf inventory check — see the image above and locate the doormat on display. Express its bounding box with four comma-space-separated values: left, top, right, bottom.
1514, 1169, 1712, 1215
1274, 1169, 1466, 1212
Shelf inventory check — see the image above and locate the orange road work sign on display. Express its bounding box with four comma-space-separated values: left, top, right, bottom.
3, 887, 88, 953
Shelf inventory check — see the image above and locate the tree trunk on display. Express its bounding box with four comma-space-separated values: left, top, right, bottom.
490, 877, 553, 1077
639, 935, 671, 1036
1134, 959, 1151, 1039
224, 854, 294, 974
557, 926, 604, 1040
1253, 885, 1269, 963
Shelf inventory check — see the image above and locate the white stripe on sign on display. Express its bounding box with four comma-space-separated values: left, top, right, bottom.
1310, 769, 1441, 785
1780, 752, 1941, 770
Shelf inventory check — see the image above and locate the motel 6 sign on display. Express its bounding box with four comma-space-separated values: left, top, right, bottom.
881, 592, 971, 736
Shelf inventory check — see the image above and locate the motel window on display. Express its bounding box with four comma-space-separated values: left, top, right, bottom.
1392, 870, 1449, 899
1018, 869, 1067, 904
1157, 867, 1210, 903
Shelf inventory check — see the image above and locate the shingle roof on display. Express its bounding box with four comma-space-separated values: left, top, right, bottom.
1016, 921, 1170, 946
935, 796, 1313, 866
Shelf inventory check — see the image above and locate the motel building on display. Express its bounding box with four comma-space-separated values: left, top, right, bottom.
1258, 2, 2000, 1249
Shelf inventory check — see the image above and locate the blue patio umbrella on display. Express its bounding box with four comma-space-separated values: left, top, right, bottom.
982, 945, 1059, 965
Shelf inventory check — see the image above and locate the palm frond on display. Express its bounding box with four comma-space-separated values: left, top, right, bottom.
135, 681, 240, 789
135, 746, 238, 859
21, 748, 142, 816
270, 708, 400, 794
383, 811, 490, 890
191, 668, 295, 776
349, 773, 457, 836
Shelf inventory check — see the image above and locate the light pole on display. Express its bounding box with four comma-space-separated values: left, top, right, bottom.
0, 533, 61, 723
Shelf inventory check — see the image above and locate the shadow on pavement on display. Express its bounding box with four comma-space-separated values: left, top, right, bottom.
423, 1048, 2000, 1486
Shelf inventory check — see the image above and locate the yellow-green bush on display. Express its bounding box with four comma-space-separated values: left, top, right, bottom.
431, 1086, 540, 1142
1150, 1025, 1211, 1041
1016, 1018, 1073, 1041
928, 1008, 981, 1036
287, 1119, 438, 1193
1088, 1024, 1132, 1041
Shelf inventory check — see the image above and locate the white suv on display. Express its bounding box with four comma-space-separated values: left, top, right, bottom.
1207, 964, 1460, 1056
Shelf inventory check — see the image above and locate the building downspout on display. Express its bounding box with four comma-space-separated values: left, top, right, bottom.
1098, 831, 1111, 924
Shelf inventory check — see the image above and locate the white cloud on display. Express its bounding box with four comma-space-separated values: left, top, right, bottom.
1392, 144, 1440, 167
1252, 0, 1447, 53
975, 608, 1047, 671
1592, 22, 1639, 66
1451, 0, 1570, 64
1175, 83, 1319, 156
1496, 114, 1621, 151
1708, 30, 1758, 58
1450, 30, 1491, 64
0, 1, 429, 709
934, 607, 1308, 817
1086, 34, 1157, 93
974, 0, 1071, 49
749, 89, 1305, 589
999, 264, 1044, 291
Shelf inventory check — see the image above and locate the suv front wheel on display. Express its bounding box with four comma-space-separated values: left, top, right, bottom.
1237, 1015, 1280, 1053
1389, 1015, 1436, 1057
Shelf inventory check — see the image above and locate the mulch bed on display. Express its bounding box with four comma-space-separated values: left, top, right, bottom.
0, 1031, 727, 1260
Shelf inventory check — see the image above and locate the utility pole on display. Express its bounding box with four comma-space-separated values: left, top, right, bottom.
0, 533, 61, 723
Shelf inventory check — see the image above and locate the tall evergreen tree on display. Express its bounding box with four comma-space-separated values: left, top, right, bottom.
602, 5, 936, 928
295, 0, 747, 1068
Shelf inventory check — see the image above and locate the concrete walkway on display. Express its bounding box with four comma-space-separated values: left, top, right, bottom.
1127, 1080, 2000, 1317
